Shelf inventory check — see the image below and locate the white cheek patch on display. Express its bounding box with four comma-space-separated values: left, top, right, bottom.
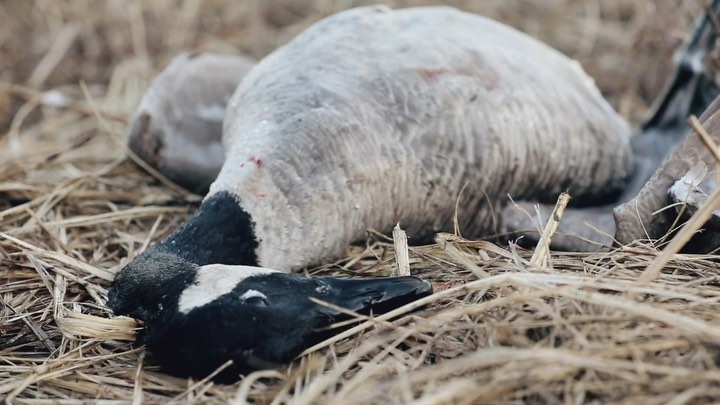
177, 264, 280, 314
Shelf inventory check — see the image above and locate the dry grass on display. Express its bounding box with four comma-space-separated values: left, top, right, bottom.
2, 0, 720, 403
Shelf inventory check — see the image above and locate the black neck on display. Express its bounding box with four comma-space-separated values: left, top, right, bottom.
156, 191, 260, 266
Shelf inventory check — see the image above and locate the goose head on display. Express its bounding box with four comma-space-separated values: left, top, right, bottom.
109, 252, 432, 379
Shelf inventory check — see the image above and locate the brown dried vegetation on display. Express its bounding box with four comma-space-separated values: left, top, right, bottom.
2, 1, 720, 403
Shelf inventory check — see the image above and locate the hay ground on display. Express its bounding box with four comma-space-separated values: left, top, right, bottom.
2, 0, 720, 403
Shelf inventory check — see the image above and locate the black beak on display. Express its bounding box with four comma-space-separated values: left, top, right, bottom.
313, 275, 433, 318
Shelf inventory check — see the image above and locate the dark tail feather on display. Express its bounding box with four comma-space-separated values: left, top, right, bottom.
642, 0, 720, 133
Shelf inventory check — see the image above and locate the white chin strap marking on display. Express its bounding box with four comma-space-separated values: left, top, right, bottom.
178, 264, 280, 314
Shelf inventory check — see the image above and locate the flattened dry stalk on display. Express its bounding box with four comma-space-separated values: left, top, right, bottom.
639, 116, 720, 284
55, 312, 138, 341
529, 192, 571, 267
392, 223, 411, 276
26, 25, 79, 89
434, 233, 489, 278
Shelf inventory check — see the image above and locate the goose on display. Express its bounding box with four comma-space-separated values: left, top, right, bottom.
108, 5, 719, 379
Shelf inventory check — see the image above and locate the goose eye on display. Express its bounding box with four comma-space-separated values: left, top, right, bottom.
244, 295, 269, 307
239, 289, 269, 307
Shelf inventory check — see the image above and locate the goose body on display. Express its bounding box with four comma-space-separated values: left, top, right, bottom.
110, 5, 638, 379
211, 5, 632, 271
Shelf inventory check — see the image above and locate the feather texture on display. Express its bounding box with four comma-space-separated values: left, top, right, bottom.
209, 6, 633, 270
